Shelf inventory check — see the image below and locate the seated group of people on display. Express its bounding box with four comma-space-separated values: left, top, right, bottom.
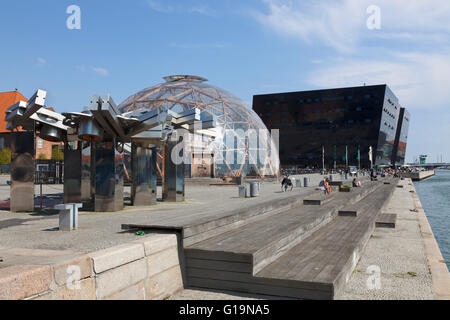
318, 177, 362, 195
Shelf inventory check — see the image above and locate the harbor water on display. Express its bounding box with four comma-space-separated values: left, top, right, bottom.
414, 169, 450, 270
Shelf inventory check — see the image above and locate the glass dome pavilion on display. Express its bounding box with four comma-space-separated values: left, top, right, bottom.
118, 75, 279, 178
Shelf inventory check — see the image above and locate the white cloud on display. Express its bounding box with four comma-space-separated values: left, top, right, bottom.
36, 57, 47, 67
307, 51, 450, 110
147, 0, 216, 16
252, 0, 450, 110
93, 67, 109, 76
169, 42, 226, 49
254, 0, 450, 52
147, 0, 175, 13
188, 5, 216, 17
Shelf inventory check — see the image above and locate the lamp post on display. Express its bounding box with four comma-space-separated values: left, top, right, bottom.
333, 145, 337, 171
345, 145, 348, 170
322, 145, 325, 173
358, 145, 361, 170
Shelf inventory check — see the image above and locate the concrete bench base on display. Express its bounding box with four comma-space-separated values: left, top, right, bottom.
376, 213, 397, 228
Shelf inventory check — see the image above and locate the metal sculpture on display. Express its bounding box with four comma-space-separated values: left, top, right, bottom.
5, 89, 216, 212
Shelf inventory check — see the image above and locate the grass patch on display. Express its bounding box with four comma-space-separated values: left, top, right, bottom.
394, 272, 418, 278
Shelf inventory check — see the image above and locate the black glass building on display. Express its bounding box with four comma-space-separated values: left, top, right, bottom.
253, 84, 410, 169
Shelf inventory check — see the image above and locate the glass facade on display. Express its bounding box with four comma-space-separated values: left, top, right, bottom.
118, 75, 279, 178
253, 85, 409, 169
393, 108, 410, 166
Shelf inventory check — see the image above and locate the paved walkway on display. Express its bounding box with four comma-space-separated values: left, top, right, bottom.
0, 182, 316, 253
336, 180, 434, 299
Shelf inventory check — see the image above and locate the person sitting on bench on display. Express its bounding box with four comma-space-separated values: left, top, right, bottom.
319, 178, 332, 195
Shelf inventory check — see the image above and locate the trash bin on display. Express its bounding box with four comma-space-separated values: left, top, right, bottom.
238, 185, 246, 198
304, 177, 310, 187
250, 182, 259, 197
330, 175, 334, 182
295, 179, 301, 187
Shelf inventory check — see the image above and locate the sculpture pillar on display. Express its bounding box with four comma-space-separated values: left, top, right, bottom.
63, 141, 94, 208
163, 134, 185, 202
131, 143, 157, 206
10, 132, 35, 212
94, 140, 124, 211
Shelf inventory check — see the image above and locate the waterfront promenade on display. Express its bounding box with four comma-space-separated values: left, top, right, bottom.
0, 176, 449, 300
171, 178, 450, 300
402, 170, 435, 181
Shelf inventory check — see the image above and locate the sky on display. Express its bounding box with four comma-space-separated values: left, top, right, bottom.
0, 0, 449, 163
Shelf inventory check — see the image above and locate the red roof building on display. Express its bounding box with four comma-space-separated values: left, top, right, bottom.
0, 90, 62, 160
0, 90, 28, 133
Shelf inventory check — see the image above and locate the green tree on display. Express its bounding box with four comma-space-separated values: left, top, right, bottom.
51, 147, 64, 161
0, 148, 11, 165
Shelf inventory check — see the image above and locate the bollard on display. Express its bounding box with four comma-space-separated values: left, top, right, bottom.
345, 173, 348, 180
330, 175, 334, 182
250, 182, 259, 197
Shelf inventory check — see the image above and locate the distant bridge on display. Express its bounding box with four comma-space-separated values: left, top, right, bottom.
406, 163, 450, 169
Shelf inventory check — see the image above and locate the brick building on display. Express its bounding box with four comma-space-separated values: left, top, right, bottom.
0, 90, 62, 160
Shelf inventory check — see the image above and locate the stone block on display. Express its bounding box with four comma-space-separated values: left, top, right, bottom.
0, 265, 52, 300
52, 255, 93, 287
89, 243, 145, 274
147, 247, 180, 278
134, 234, 178, 256
95, 259, 147, 299
104, 281, 146, 300
145, 265, 183, 300
33, 278, 96, 300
